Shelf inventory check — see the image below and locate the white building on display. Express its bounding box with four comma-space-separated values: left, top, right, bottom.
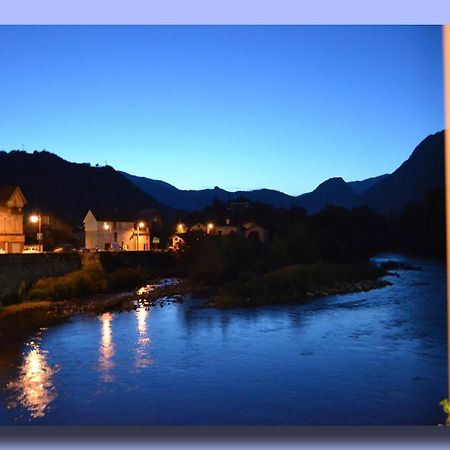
83, 210, 150, 251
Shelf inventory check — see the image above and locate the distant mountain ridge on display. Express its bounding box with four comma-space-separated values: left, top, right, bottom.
360, 131, 445, 213
0, 150, 167, 223
296, 177, 359, 213
0, 131, 443, 222
122, 130, 445, 214
121, 173, 297, 211
347, 174, 389, 195
120, 172, 375, 213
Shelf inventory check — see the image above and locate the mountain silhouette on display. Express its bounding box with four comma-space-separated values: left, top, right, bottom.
360, 131, 445, 213
295, 177, 359, 213
0, 150, 165, 223
123, 131, 444, 214
1, 130, 443, 221
121, 172, 297, 210
347, 174, 389, 195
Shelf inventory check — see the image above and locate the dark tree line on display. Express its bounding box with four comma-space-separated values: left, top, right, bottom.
176, 188, 445, 285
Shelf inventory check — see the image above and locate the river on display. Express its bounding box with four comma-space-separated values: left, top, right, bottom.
0, 254, 447, 425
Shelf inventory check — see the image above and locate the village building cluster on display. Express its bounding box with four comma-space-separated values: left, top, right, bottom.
170, 219, 268, 251
0, 185, 268, 254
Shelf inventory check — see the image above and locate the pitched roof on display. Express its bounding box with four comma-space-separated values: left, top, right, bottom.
0, 186, 26, 207
87, 209, 137, 223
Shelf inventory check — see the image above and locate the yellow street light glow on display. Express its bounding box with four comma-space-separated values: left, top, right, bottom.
103, 223, 110, 230
207, 222, 214, 230
177, 223, 185, 233
138, 221, 145, 229
30, 215, 39, 224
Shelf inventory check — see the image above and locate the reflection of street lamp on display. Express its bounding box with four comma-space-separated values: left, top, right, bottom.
30, 213, 42, 252
207, 222, 214, 234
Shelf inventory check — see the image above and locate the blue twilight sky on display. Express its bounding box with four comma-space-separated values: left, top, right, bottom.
0, 25, 444, 195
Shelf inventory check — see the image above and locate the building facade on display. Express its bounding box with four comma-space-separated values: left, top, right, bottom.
83, 210, 150, 251
24, 211, 75, 251
244, 224, 269, 243
0, 186, 26, 253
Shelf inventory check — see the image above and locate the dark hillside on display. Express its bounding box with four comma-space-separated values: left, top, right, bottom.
0, 150, 166, 224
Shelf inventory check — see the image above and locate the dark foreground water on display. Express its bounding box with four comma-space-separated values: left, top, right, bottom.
0, 254, 447, 425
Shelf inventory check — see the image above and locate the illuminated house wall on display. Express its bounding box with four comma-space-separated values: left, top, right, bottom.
0, 186, 26, 253
83, 210, 150, 251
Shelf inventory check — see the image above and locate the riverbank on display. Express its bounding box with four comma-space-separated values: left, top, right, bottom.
0, 260, 396, 346
0, 251, 179, 306
209, 262, 392, 308
0, 253, 444, 426
0, 278, 194, 346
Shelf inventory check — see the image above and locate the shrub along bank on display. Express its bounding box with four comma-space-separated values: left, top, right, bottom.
26, 267, 149, 301
3, 251, 181, 304
179, 232, 391, 308
210, 262, 390, 308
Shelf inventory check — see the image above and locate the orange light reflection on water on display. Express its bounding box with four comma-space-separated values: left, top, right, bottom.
135, 305, 152, 368
7, 341, 57, 419
99, 313, 115, 382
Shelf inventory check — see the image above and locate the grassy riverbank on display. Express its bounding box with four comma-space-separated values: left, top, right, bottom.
0, 277, 192, 346
209, 262, 391, 308
0, 259, 394, 347
26, 267, 149, 301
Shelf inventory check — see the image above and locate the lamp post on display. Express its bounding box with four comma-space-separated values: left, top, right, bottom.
30, 213, 42, 252
103, 222, 112, 250
136, 221, 145, 251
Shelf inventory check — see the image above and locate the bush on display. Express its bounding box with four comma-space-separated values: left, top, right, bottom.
27, 268, 148, 301
213, 262, 385, 307
106, 268, 147, 291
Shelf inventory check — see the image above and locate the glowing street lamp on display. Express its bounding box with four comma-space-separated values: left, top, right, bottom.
207, 222, 214, 234
103, 222, 112, 250
177, 223, 185, 234
136, 221, 146, 251
30, 213, 42, 252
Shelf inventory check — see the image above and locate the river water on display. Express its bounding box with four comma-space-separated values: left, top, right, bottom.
0, 254, 447, 425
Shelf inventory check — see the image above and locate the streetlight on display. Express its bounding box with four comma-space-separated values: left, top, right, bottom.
30, 213, 42, 252
136, 221, 146, 251
103, 222, 112, 250
177, 223, 185, 234
207, 222, 214, 234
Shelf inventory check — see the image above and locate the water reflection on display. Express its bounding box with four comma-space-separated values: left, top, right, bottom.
136, 278, 181, 296
99, 313, 115, 382
6, 339, 56, 419
135, 305, 152, 368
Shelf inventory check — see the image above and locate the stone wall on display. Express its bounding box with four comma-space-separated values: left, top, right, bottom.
0, 251, 179, 306
0, 253, 82, 305
97, 251, 176, 274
